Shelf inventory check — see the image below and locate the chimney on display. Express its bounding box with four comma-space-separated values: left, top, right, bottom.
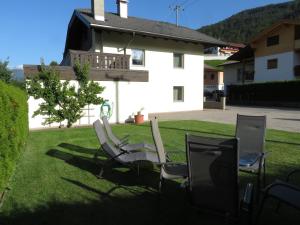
92, 0, 105, 21
117, 0, 128, 18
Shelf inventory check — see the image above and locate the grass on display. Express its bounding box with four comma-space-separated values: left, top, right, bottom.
204, 60, 228, 70
0, 120, 300, 225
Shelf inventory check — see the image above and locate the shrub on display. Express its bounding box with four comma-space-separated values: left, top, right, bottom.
227, 80, 300, 102
0, 81, 28, 193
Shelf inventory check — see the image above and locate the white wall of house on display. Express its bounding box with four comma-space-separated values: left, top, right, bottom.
254, 51, 295, 82
28, 33, 204, 129
223, 63, 242, 94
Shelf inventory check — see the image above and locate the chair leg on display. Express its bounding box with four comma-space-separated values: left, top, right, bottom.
255, 196, 267, 225
97, 166, 105, 179
137, 163, 140, 176
263, 160, 266, 188
256, 173, 261, 202
158, 176, 164, 194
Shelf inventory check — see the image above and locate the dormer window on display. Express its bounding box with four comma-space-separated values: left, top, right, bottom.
266, 35, 279, 47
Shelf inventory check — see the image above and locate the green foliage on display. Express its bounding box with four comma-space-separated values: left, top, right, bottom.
0, 60, 12, 83
227, 80, 300, 103
26, 63, 105, 128
0, 81, 28, 192
49, 61, 58, 66
199, 1, 300, 43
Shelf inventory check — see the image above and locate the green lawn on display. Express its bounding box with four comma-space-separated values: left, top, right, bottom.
0, 120, 300, 225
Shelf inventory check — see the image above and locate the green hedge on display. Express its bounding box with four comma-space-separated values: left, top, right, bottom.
0, 81, 28, 193
227, 80, 300, 102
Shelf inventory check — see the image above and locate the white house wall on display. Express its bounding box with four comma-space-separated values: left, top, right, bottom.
223, 63, 242, 94
28, 33, 204, 129
254, 51, 295, 82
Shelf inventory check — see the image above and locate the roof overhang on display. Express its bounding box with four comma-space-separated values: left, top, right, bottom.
250, 20, 300, 44
74, 10, 227, 47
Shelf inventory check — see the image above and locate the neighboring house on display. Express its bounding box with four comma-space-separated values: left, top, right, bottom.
223, 20, 300, 94
251, 20, 300, 82
24, 0, 224, 129
204, 64, 224, 93
204, 43, 245, 60
222, 46, 255, 94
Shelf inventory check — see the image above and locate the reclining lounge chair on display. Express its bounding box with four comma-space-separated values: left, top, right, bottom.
102, 116, 156, 152
93, 119, 159, 178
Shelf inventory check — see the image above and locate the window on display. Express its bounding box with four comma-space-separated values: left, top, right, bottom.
210, 73, 215, 80
295, 25, 300, 40
173, 86, 184, 102
266, 35, 279, 47
132, 49, 145, 66
267, 59, 278, 69
173, 53, 184, 68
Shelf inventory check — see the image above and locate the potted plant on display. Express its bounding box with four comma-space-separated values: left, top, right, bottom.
134, 107, 144, 124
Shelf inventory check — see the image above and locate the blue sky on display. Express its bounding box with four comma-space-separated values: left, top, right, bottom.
0, 0, 289, 67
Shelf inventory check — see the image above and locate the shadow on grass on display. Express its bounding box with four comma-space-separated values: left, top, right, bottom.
46, 149, 159, 190
58, 143, 100, 156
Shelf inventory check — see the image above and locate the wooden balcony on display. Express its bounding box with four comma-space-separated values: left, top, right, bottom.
62, 50, 131, 69
25, 50, 149, 82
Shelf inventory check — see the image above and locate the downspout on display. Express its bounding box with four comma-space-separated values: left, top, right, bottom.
115, 32, 135, 123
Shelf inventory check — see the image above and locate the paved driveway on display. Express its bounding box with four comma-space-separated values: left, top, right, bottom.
149, 106, 300, 132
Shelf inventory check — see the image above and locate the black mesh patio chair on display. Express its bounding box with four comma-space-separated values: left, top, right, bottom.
255, 169, 300, 224
150, 117, 187, 193
93, 120, 159, 178
185, 134, 254, 223
101, 116, 156, 152
236, 114, 267, 199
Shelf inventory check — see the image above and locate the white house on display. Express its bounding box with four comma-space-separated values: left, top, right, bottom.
24, 0, 225, 129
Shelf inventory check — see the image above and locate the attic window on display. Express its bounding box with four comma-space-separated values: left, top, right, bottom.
266, 35, 279, 47
132, 49, 145, 66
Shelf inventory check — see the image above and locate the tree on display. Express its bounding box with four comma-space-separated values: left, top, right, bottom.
0, 60, 12, 83
27, 62, 105, 128
49, 61, 58, 66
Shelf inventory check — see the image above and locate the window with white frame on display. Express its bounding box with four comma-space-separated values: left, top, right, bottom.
173, 53, 184, 68
173, 86, 184, 102
132, 49, 145, 66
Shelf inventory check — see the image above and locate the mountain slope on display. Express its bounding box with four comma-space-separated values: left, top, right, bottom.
198, 1, 300, 43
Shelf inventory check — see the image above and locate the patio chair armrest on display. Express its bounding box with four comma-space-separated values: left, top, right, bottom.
164, 162, 186, 166
241, 183, 254, 213
262, 151, 270, 158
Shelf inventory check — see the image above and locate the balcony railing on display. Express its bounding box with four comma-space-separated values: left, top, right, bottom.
294, 65, 300, 77
62, 50, 130, 70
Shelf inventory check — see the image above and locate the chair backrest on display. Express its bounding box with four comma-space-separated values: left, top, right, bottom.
101, 116, 121, 146
186, 134, 239, 218
235, 114, 266, 155
93, 120, 122, 162
150, 117, 166, 163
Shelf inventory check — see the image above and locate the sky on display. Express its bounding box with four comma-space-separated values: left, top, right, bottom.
0, 0, 290, 67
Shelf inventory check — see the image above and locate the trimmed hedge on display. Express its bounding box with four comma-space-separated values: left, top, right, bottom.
227, 80, 300, 102
0, 81, 28, 193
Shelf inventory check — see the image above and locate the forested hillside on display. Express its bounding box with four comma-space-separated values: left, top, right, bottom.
198, 1, 300, 43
